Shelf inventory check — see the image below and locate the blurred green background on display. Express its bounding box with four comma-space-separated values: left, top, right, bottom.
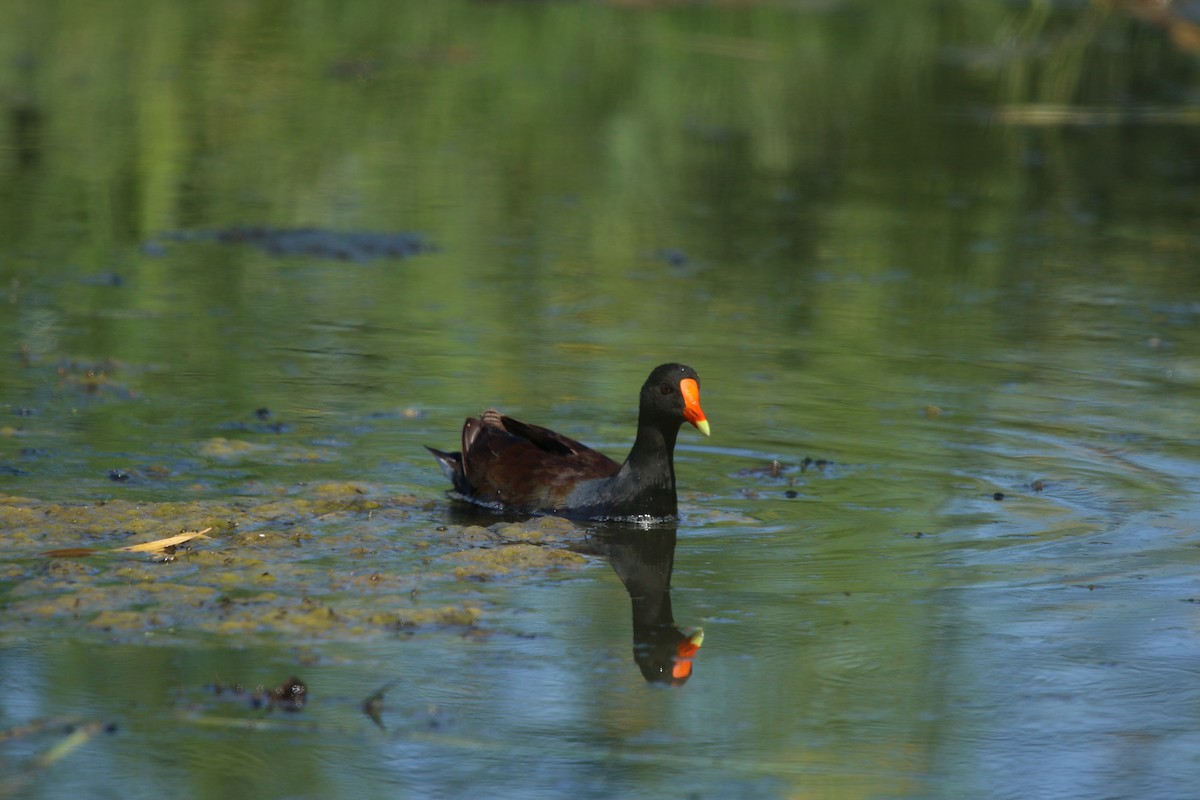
4, 2, 1200, 799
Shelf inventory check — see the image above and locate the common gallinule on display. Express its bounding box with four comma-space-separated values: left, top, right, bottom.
426, 363, 710, 521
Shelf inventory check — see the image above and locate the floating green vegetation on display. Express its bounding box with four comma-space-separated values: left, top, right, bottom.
0, 486, 592, 643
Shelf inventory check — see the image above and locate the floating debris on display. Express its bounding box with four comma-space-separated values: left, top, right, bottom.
648, 247, 691, 268
145, 227, 436, 263
361, 681, 399, 729
115, 528, 213, 554
79, 271, 125, 287
213, 408, 293, 435
55, 357, 136, 399
205, 677, 307, 712
0, 718, 117, 795
268, 677, 308, 712
6, 491, 585, 642
40, 527, 212, 559
735, 459, 801, 478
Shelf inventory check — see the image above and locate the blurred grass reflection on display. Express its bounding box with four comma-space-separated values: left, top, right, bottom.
3, 5, 1200, 799
1, 0, 1198, 454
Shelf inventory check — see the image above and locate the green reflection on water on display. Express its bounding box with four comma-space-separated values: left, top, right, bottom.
3, 1, 1200, 798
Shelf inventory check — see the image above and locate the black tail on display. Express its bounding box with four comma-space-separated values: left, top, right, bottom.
425, 446, 467, 492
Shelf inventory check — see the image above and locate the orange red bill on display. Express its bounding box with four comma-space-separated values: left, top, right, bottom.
672, 629, 705, 681
679, 378, 710, 436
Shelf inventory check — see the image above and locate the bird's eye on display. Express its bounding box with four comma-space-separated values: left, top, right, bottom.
660, 382, 674, 395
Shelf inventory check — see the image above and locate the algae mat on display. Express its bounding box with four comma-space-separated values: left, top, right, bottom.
0, 486, 590, 642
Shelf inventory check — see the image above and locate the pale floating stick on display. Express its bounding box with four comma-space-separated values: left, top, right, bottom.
115, 527, 213, 553
33, 721, 107, 770
42, 527, 213, 558
0, 717, 84, 743
0, 719, 111, 798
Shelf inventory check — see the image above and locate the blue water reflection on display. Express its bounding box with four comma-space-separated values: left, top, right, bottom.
5, 1, 1200, 798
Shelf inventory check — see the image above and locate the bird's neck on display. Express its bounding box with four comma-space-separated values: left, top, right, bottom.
625, 417, 679, 476
607, 420, 679, 516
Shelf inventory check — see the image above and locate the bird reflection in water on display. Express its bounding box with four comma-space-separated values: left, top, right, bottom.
589, 526, 703, 686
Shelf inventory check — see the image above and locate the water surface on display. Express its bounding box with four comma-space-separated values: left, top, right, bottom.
3, 2, 1200, 798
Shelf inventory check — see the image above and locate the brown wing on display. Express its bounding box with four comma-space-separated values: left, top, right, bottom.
459, 410, 620, 511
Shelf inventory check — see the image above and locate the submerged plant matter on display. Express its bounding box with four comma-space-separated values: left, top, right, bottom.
1, 487, 589, 643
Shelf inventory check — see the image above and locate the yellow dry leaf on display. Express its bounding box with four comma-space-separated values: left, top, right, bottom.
116, 528, 212, 553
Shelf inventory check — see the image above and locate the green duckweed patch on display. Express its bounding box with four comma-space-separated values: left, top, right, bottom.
446, 544, 589, 580
0, 486, 594, 643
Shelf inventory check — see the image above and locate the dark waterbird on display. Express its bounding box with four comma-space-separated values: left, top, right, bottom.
426, 363, 710, 521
